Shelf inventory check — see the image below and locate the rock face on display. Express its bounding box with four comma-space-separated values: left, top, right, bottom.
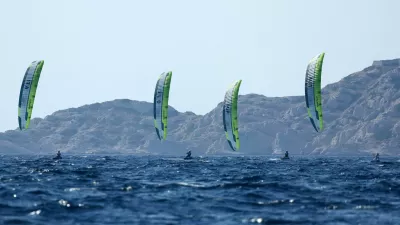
1, 59, 400, 155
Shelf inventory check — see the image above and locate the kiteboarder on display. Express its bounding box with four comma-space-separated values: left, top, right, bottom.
373, 153, 380, 162
281, 151, 290, 160
184, 150, 192, 160
54, 151, 62, 160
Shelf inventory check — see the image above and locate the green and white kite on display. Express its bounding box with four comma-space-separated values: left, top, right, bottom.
153, 71, 172, 140
18, 60, 44, 130
305, 53, 324, 132
223, 80, 241, 151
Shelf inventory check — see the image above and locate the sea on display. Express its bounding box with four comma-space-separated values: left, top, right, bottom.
0, 155, 399, 225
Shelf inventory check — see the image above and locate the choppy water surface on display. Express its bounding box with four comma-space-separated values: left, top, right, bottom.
0, 155, 399, 225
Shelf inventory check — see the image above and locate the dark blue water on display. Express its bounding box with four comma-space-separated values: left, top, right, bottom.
0, 155, 399, 225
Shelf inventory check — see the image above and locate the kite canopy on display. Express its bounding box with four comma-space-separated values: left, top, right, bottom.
305, 53, 324, 132
153, 71, 172, 140
18, 60, 44, 130
223, 80, 241, 151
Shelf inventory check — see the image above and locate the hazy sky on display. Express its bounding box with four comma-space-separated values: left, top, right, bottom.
1, 0, 399, 132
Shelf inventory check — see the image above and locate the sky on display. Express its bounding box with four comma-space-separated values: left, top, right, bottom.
1, 0, 400, 132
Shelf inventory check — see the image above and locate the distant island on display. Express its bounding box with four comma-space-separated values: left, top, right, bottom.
1, 58, 400, 156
